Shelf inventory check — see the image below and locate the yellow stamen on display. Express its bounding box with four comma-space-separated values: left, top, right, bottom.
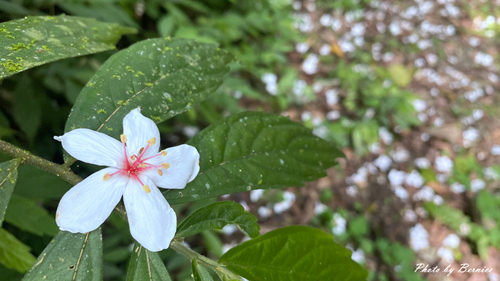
131, 155, 136, 160
142, 185, 151, 193
162, 163, 170, 169
103, 173, 111, 181
120, 134, 127, 143
160, 150, 167, 156
139, 164, 146, 168
139, 147, 144, 154
148, 137, 156, 146
157, 169, 163, 176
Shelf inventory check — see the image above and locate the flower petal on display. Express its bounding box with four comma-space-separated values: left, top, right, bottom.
54, 128, 124, 168
123, 108, 160, 158
56, 168, 127, 233
123, 179, 176, 252
144, 144, 200, 189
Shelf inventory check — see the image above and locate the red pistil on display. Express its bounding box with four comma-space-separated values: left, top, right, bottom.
103, 135, 167, 189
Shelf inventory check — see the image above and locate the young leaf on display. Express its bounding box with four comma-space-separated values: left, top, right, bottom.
165, 112, 343, 204
0, 15, 136, 79
126, 243, 172, 281
4, 195, 58, 236
192, 259, 214, 281
219, 226, 367, 281
0, 228, 36, 273
22, 230, 103, 281
176, 201, 259, 238
64, 38, 232, 141
0, 159, 20, 227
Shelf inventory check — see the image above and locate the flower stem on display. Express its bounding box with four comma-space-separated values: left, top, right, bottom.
169, 240, 242, 280
0, 140, 81, 185
0, 140, 128, 218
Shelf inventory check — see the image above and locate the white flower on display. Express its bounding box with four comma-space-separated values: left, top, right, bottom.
54, 108, 200, 252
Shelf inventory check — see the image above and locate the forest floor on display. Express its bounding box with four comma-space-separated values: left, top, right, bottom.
227, 1, 500, 280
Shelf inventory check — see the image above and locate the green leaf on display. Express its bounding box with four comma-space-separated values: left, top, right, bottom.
58, 2, 140, 28
0, 15, 136, 79
4, 195, 58, 236
192, 259, 214, 281
22, 230, 103, 281
177, 201, 259, 238
126, 243, 172, 281
165, 112, 342, 204
201, 230, 223, 258
0, 263, 23, 281
13, 75, 41, 139
0, 159, 20, 227
219, 226, 367, 281
388, 64, 413, 87
13, 165, 70, 200
64, 37, 232, 142
0, 228, 36, 273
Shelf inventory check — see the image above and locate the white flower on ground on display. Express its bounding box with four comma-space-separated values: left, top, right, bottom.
388, 169, 406, 186
443, 234, 460, 248
332, 213, 346, 236
435, 155, 453, 173
471, 179, 486, 192
405, 170, 424, 188
54, 108, 200, 252
450, 182, 466, 193
410, 223, 429, 252
374, 155, 392, 172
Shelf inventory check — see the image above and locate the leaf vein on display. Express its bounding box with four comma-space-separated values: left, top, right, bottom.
72, 232, 90, 281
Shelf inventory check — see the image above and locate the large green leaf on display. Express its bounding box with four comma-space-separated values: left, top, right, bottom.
219, 226, 367, 281
165, 112, 342, 204
64, 37, 232, 141
177, 201, 259, 238
0, 159, 19, 227
126, 243, 172, 281
22, 230, 103, 281
0, 228, 36, 273
4, 195, 58, 236
0, 15, 136, 79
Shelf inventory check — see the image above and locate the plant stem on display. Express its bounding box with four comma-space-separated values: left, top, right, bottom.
170, 240, 241, 280
0, 140, 128, 218
0, 140, 81, 185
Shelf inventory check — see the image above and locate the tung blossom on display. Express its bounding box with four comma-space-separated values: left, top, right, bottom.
55, 108, 200, 252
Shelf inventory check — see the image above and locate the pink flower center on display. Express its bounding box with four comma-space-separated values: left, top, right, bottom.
102, 134, 169, 193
